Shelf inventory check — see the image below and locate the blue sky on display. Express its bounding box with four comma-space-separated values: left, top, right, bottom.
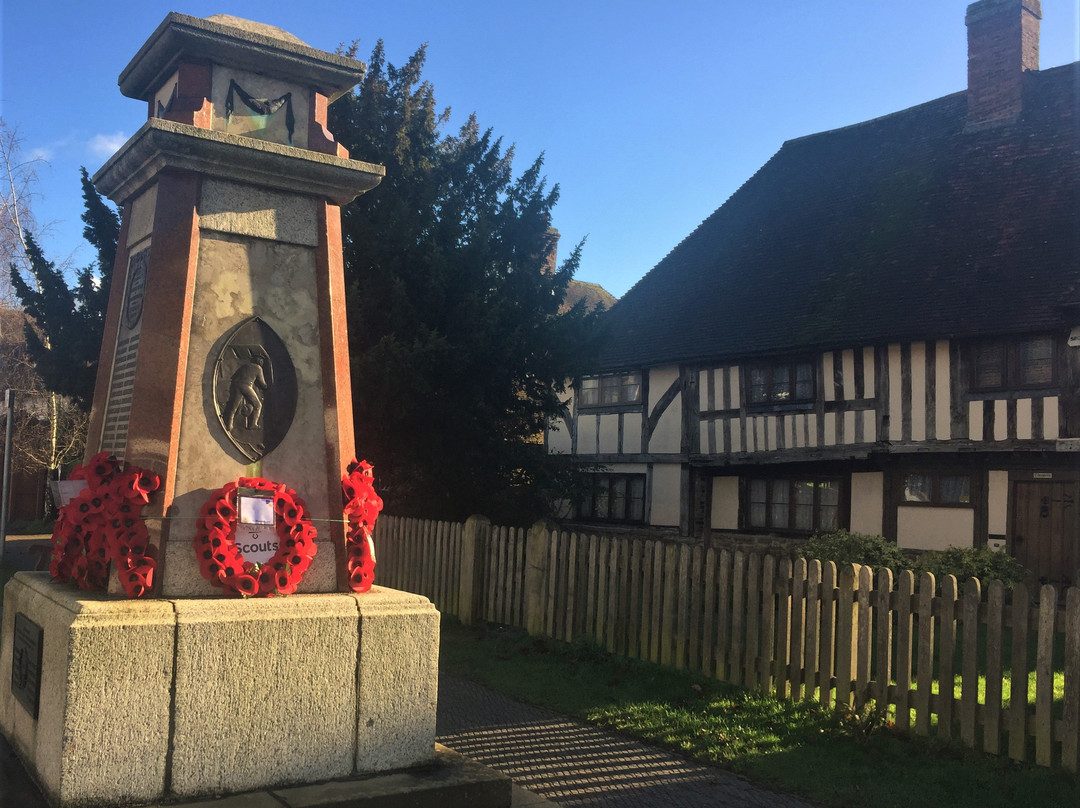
2, 1, 1078, 298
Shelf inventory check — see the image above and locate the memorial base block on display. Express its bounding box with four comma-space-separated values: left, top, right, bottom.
0, 573, 441, 807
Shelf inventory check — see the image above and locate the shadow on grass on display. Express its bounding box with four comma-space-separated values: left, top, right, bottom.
438, 617, 1080, 808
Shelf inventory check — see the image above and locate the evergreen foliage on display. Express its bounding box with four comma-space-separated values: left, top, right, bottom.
9, 168, 119, 410
330, 42, 604, 522
801, 529, 1028, 591
800, 529, 910, 572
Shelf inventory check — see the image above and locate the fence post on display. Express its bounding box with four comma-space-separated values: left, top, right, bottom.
458, 514, 491, 625
524, 520, 554, 636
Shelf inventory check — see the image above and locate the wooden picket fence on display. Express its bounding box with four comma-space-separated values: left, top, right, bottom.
374, 515, 1080, 772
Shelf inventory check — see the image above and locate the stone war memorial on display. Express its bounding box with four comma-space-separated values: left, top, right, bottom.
0, 13, 509, 807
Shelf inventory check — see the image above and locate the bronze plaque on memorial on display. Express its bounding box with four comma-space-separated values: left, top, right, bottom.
212, 316, 297, 462
12, 612, 43, 719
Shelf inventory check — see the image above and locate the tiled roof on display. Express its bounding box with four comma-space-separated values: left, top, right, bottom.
600, 63, 1080, 371
560, 280, 617, 314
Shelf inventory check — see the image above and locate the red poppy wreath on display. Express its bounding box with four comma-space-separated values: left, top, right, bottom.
342, 459, 383, 593
193, 477, 318, 597
50, 452, 161, 598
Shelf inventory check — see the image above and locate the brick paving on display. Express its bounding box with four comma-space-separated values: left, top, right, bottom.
437, 674, 818, 808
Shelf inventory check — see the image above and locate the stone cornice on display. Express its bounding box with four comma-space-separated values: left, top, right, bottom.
93, 118, 384, 207
119, 12, 366, 102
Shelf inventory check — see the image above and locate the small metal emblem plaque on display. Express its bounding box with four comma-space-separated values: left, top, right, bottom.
123, 247, 150, 330
11, 612, 43, 720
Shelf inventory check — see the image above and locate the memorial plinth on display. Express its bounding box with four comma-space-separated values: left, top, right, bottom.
1, 574, 441, 805
0, 13, 502, 808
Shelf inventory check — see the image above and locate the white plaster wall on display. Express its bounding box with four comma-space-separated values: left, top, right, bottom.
842, 349, 855, 400
850, 472, 884, 536
623, 412, 642, 454
647, 366, 682, 453
711, 476, 739, 530
935, 341, 951, 440
1044, 397, 1059, 438
896, 507, 975, 551
988, 470, 1009, 534
888, 344, 902, 441
606, 462, 648, 475
910, 342, 926, 441
546, 419, 572, 454
547, 384, 573, 454
649, 464, 682, 527
578, 414, 598, 454
598, 413, 620, 454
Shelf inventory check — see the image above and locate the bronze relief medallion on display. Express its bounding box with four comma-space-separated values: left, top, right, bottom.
212, 317, 297, 462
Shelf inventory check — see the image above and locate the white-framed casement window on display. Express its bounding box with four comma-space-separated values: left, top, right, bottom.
579, 473, 646, 523
580, 372, 642, 408
746, 360, 815, 406
746, 477, 841, 533
971, 335, 1055, 392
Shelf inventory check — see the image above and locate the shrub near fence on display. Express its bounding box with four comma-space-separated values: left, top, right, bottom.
373, 515, 1080, 773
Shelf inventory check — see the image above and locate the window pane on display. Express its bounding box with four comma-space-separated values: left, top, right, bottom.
794, 480, 815, 505
600, 377, 620, 404
611, 478, 627, 519
749, 368, 768, 404
1019, 338, 1053, 387
818, 504, 839, 531
770, 364, 791, 402
793, 480, 815, 529
750, 503, 767, 527
621, 374, 642, 403
770, 480, 789, 527
939, 476, 970, 504
595, 477, 610, 518
818, 480, 840, 508
904, 474, 932, 502
581, 378, 599, 406
628, 477, 645, 521
749, 479, 767, 527
795, 363, 814, 400
975, 343, 1004, 388
579, 481, 594, 518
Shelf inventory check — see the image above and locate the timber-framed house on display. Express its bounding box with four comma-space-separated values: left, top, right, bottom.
548, 0, 1080, 586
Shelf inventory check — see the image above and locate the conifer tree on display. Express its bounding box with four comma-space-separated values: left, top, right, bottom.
331, 43, 603, 522
9, 168, 119, 410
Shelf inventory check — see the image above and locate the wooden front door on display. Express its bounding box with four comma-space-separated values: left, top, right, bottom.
1011, 480, 1079, 587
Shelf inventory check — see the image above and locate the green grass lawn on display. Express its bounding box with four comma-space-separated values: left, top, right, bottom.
439, 618, 1080, 808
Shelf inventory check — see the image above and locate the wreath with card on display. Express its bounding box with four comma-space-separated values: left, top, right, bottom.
193, 477, 317, 597
193, 461, 382, 597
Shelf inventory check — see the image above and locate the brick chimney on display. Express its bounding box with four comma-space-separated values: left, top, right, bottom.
965, 0, 1041, 129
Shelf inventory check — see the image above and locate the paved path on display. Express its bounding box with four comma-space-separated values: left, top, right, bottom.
437, 674, 817, 808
